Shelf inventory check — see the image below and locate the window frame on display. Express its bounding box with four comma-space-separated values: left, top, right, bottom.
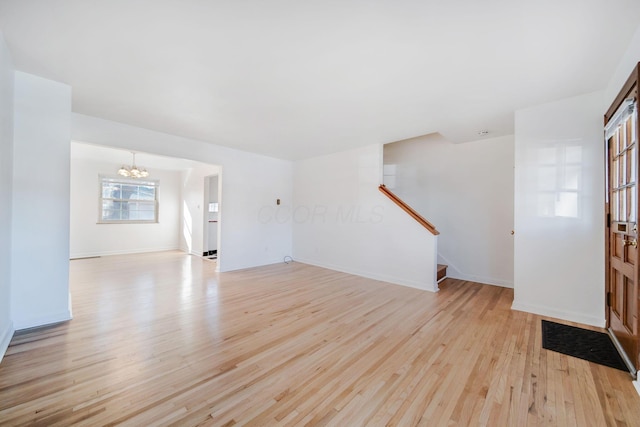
98, 175, 160, 224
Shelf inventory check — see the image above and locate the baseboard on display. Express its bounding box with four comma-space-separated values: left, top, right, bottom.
294, 257, 439, 292
13, 309, 73, 331
68, 292, 73, 320
448, 272, 514, 288
70, 246, 180, 259
219, 257, 294, 273
511, 300, 605, 328
633, 380, 640, 397
437, 253, 513, 288
0, 321, 14, 364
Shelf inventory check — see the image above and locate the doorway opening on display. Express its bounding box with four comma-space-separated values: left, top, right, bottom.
69, 142, 221, 266
203, 174, 220, 262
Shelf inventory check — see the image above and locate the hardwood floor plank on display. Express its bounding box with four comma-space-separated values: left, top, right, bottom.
0, 251, 639, 426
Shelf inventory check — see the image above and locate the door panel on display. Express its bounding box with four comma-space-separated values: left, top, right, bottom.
606, 99, 639, 373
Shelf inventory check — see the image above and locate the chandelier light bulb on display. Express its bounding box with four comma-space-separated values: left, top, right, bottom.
117, 152, 149, 179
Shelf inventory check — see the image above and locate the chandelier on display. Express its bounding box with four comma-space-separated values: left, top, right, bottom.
117, 152, 149, 178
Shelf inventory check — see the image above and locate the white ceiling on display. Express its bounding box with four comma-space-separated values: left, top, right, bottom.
1, 1, 639, 160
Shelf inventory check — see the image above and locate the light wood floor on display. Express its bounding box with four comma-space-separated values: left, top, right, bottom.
1, 251, 639, 426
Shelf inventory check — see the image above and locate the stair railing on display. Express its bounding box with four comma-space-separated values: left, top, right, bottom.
378, 184, 439, 236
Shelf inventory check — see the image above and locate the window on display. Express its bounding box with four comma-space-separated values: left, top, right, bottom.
99, 176, 159, 223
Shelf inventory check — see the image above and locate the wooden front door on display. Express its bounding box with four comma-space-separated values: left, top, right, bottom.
606, 91, 639, 375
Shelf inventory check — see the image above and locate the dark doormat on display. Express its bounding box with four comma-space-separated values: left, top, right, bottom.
541, 320, 628, 372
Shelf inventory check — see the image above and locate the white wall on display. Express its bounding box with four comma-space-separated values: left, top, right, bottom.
293, 144, 438, 291
0, 31, 14, 359
11, 72, 72, 330
384, 134, 515, 287
513, 91, 605, 327
72, 113, 293, 272
605, 23, 640, 108
70, 155, 182, 258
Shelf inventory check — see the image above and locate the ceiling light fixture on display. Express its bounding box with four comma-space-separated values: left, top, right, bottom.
117, 152, 149, 178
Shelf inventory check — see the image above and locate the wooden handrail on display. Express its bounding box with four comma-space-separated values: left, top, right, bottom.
378, 184, 439, 235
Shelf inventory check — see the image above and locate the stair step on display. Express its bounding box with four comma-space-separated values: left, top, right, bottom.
437, 264, 447, 281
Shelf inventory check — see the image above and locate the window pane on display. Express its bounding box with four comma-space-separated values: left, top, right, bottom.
138, 210, 155, 220
132, 202, 155, 211
102, 209, 121, 221
120, 185, 139, 200
102, 183, 120, 198
129, 210, 155, 221
100, 177, 158, 222
137, 186, 155, 201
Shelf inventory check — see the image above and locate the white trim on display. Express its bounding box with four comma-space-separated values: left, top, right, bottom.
98, 175, 160, 224
437, 253, 513, 288
100, 175, 159, 186
294, 257, 439, 292
605, 98, 636, 139
633, 380, 640, 398
13, 310, 72, 331
0, 321, 14, 364
68, 292, 73, 320
70, 246, 180, 259
447, 273, 513, 288
511, 300, 605, 328
218, 257, 292, 274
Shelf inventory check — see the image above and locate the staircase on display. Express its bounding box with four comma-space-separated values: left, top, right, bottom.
378, 184, 441, 292
437, 264, 447, 282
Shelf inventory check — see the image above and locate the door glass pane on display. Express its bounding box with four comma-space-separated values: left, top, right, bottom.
617, 131, 623, 155
616, 128, 624, 154
630, 146, 636, 185
629, 186, 636, 223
